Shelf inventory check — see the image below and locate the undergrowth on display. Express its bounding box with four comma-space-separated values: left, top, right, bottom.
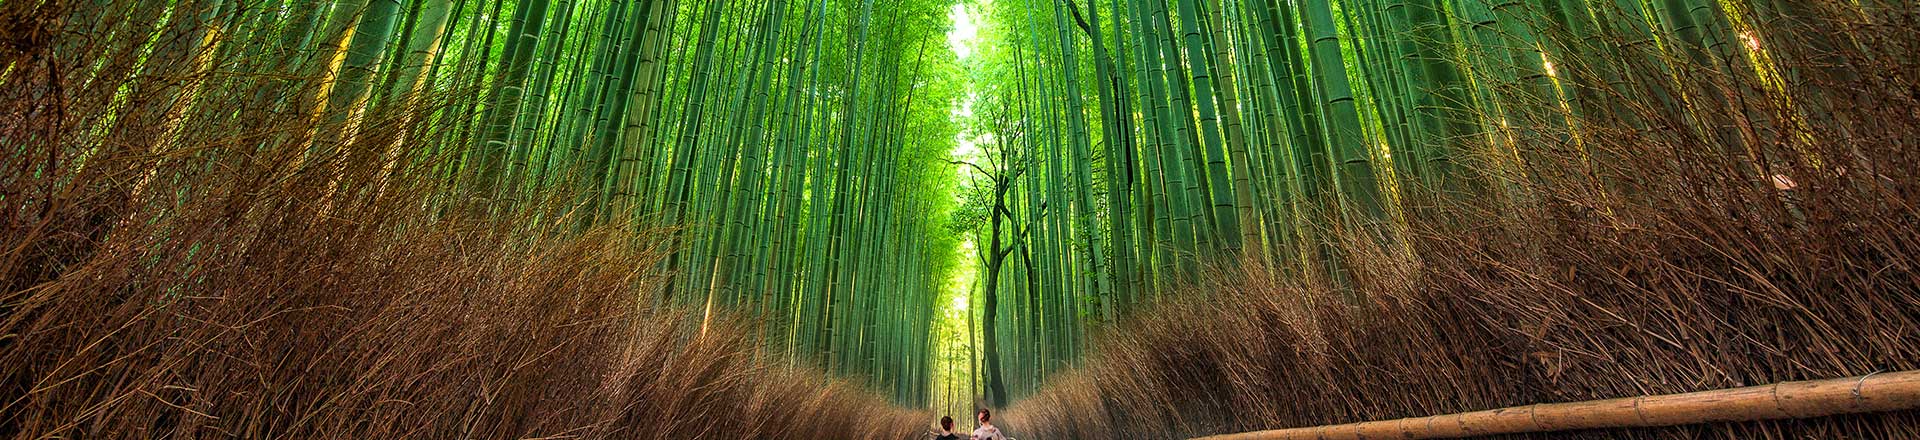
0, 2, 925, 437
1007, 2, 1920, 439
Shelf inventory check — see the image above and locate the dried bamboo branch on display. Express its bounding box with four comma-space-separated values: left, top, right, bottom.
1194, 370, 1920, 440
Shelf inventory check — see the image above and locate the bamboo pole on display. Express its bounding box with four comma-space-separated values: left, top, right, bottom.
1193, 370, 1920, 440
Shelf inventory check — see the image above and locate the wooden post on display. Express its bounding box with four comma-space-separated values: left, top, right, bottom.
1193, 370, 1920, 440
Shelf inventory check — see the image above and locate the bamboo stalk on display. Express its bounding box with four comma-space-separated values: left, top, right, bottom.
1193, 370, 1920, 440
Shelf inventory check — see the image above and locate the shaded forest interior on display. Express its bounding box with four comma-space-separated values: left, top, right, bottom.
3, 0, 1919, 438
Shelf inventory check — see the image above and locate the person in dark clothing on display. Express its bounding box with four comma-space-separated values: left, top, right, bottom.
931, 416, 961, 440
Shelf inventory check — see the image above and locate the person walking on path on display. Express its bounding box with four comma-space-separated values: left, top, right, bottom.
970, 409, 1005, 440
931, 416, 962, 440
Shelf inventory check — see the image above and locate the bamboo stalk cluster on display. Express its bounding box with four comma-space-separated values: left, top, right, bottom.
9, 0, 974, 409
3, 0, 955, 437
995, 0, 1919, 436
9, 0, 1917, 431
954, 0, 1897, 409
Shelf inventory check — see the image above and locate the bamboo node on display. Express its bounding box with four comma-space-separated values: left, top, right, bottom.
1770, 382, 1793, 419
1853, 369, 1884, 408
1632, 395, 1650, 426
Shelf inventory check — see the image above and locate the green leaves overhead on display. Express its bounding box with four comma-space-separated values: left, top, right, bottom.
106, 0, 1796, 411
122, 0, 970, 406
951, 0, 1786, 406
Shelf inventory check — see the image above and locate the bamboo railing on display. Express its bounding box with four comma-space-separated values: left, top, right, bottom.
1192, 370, 1920, 440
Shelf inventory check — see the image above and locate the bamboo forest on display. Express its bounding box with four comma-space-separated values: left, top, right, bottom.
6, 0, 1920, 438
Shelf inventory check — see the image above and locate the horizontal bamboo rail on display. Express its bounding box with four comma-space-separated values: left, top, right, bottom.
1193, 370, 1920, 440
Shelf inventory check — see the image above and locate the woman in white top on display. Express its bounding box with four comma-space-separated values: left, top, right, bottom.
970, 408, 1005, 440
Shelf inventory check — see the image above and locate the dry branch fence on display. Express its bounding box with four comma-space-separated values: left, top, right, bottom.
1193, 370, 1920, 440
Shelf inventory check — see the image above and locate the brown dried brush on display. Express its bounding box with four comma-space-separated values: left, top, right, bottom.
0, 2, 926, 438
1007, 3, 1920, 439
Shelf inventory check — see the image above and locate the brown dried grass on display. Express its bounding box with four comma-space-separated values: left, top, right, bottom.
0, 2, 926, 438
1007, 3, 1920, 439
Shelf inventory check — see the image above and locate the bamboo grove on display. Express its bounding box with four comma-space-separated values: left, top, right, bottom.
951, 0, 1830, 408
28, 0, 973, 407
13, 0, 1867, 416
422, 0, 972, 405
